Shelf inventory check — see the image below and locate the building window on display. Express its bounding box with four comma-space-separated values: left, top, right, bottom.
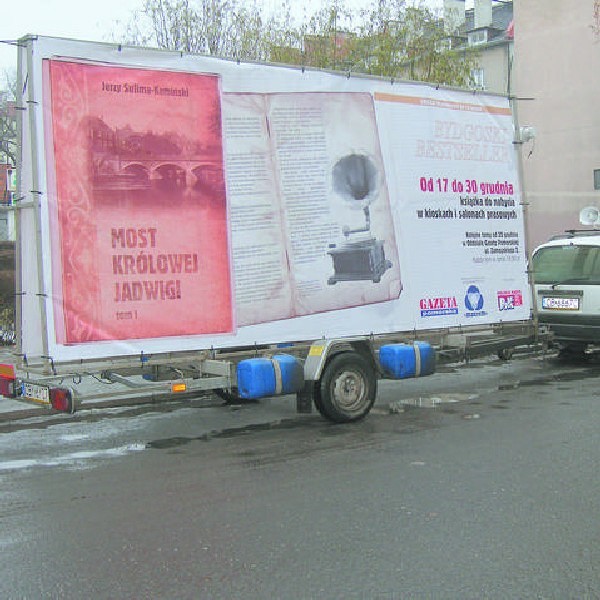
471, 68, 485, 90
468, 29, 488, 46
594, 169, 600, 190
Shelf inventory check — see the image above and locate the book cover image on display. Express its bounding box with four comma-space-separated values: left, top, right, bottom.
43, 59, 233, 343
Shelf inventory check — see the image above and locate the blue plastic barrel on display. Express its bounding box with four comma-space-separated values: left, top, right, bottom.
379, 342, 436, 379
237, 354, 304, 399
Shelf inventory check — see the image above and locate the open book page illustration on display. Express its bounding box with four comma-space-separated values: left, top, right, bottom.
223, 91, 402, 327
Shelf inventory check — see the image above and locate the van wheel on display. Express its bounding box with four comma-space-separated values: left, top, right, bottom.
318, 352, 377, 423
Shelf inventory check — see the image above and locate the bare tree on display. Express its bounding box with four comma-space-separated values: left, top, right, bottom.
346, 0, 478, 86
121, 0, 478, 88
124, 0, 275, 60
0, 69, 17, 167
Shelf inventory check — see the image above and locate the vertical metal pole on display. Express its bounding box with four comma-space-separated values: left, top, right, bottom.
510, 95, 539, 342
14, 40, 25, 364
24, 37, 52, 372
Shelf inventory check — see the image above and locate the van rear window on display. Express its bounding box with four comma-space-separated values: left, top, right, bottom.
532, 245, 600, 285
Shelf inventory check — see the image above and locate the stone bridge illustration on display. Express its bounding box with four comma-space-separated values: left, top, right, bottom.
86, 117, 224, 193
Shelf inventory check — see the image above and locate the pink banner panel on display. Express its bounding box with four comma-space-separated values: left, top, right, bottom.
44, 59, 233, 343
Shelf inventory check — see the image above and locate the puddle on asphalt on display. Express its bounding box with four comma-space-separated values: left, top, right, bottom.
393, 393, 477, 409
146, 418, 310, 449
146, 436, 194, 449
502, 367, 600, 390
97, 362, 600, 452
397, 397, 457, 409
498, 382, 520, 390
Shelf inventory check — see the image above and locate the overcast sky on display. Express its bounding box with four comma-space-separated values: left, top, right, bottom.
1, 0, 465, 76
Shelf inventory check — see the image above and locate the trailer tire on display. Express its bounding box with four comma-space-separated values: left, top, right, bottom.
214, 388, 257, 404
318, 352, 376, 423
312, 384, 327, 418
497, 347, 514, 361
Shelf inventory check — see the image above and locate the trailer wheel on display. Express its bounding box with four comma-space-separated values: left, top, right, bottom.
318, 352, 376, 423
214, 387, 256, 404
312, 383, 326, 417
498, 347, 514, 361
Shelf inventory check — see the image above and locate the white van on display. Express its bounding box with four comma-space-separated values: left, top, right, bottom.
532, 231, 600, 356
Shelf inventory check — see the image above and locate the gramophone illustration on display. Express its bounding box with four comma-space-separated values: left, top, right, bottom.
327, 153, 393, 285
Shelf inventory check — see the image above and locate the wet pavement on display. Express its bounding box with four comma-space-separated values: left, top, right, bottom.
0, 348, 596, 482
1, 350, 599, 598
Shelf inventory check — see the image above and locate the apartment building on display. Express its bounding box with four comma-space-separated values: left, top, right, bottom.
513, 0, 600, 248
444, 0, 514, 94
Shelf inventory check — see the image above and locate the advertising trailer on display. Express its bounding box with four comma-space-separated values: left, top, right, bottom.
0, 35, 543, 422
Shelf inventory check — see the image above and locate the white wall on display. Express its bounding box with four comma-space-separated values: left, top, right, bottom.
514, 0, 600, 249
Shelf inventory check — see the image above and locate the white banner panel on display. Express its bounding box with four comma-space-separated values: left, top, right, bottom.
18, 36, 530, 362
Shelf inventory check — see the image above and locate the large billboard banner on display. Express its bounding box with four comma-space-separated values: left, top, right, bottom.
19, 37, 530, 362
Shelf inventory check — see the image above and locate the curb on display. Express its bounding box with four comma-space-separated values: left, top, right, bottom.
0, 390, 227, 425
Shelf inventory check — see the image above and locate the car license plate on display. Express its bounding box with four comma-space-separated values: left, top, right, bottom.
22, 382, 51, 404
542, 297, 580, 310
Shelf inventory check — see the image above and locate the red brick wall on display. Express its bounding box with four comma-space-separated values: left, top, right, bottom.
0, 164, 12, 204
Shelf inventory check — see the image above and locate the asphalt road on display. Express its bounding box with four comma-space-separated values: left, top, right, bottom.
1, 353, 599, 599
